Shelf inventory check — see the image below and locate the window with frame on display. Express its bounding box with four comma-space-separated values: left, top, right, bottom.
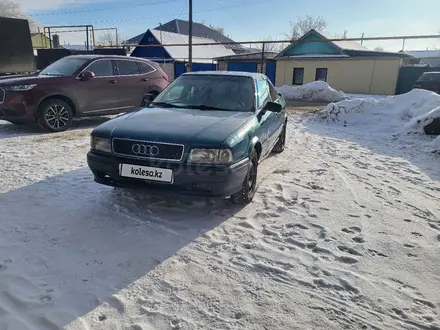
87, 60, 114, 77
267, 79, 278, 100
137, 61, 155, 74
315, 68, 328, 82
292, 68, 304, 85
256, 78, 271, 109
116, 60, 140, 75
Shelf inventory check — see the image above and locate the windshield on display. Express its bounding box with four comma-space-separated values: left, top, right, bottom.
417, 72, 440, 83
39, 57, 89, 77
152, 75, 256, 112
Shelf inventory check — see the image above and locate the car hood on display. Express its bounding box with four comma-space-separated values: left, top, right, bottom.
95, 107, 253, 146
0, 74, 61, 86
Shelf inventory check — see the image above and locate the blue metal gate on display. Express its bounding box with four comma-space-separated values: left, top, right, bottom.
175, 63, 186, 78
265, 60, 276, 84
193, 63, 216, 72
228, 62, 258, 72
175, 62, 216, 79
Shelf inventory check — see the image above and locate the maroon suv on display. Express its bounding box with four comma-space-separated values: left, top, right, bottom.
0, 55, 169, 132
413, 72, 440, 94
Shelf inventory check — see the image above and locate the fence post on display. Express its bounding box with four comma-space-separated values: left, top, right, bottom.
261, 42, 265, 74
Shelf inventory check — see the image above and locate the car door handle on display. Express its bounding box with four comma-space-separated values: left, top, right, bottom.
109, 80, 118, 84
142, 78, 149, 82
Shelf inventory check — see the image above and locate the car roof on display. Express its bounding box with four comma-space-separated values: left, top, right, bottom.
421, 72, 440, 75
66, 54, 150, 61
182, 71, 265, 80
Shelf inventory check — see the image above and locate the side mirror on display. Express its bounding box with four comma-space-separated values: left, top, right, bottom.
81, 71, 95, 81
263, 101, 282, 113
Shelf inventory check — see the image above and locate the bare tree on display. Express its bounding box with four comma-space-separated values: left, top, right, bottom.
208, 23, 230, 37
286, 15, 328, 40
261, 36, 283, 53
0, 0, 39, 32
96, 30, 121, 46
373, 46, 385, 51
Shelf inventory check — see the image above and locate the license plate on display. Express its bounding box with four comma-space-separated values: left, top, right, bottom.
120, 164, 173, 183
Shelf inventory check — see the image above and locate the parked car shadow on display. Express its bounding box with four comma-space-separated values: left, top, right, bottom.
0, 167, 242, 328
304, 122, 440, 182
0, 117, 112, 139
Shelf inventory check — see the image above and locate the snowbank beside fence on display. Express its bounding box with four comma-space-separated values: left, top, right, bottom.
316, 88, 440, 153
277, 81, 346, 103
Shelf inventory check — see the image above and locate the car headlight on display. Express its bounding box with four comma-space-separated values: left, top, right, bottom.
188, 148, 233, 164
91, 136, 111, 153
4, 84, 37, 91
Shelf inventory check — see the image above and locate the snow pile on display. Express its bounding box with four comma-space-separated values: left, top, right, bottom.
319, 89, 440, 136
431, 135, 440, 153
277, 81, 346, 102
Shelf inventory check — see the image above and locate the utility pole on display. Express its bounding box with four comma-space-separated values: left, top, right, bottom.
188, 0, 193, 72
402, 38, 406, 51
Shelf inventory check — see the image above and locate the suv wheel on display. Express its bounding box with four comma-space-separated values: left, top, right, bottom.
272, 122, 286, 153
231, 149, 258, 205
38, 99, 73, 132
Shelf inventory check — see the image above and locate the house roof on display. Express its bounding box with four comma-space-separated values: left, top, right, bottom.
276, 29, 412, 59
148, 29, 235, 63
214, 51, 278, 60
125, 19, 246, 51
406, 50, 440, 59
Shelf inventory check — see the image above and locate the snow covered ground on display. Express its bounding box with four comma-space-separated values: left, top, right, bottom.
0, 107, 439, 329
277, 82, 391, 103
277, 81, 346, 103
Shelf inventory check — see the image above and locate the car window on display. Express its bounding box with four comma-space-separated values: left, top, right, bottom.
153, 75, 256, 112
137, 61, 155, 74
267, 79, 278, 100
256, 78, 271, 109
417, 73, 440, 83
116, 60, 140, 75
87, 60, 114, 77
39, 57, 89, 77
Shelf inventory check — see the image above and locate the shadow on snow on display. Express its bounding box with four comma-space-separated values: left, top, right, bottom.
0, 167, 242, 328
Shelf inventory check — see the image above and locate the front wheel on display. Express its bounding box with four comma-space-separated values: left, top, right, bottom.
231, 150, 258, 205
38, 99, 73, 132
272, 121, 286, 153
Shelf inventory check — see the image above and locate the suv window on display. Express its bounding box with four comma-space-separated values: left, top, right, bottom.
116, 60, 140, 75
137, 61, 155, 74
87, 60, 114, 77
256, 78, 271, 109
418, 72, 440, 83
39, 57, 89, 77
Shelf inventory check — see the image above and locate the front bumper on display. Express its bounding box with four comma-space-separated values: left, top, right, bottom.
87, 151, 249, 197
0, 90, 36, 122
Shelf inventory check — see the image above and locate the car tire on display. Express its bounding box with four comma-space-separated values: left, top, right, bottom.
38, 99, 73, 132
141, 91, 159, 107
272, 121, 286, 153
231, 149, 258, 205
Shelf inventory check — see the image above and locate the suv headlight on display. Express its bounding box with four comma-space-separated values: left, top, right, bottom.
188, 148, 233, 164
4, 84, 37, 91
91, 136, 111, 153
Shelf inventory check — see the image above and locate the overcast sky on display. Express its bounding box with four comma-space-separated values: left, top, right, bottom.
18, 0, 440, 50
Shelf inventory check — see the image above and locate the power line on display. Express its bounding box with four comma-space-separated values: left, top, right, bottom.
30, 0, 178, 16
219, 2, 258, 38
56, 0, 275, 25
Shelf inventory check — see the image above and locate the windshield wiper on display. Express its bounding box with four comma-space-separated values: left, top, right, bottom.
150, 102, 186, 108
184, 104, 232, 111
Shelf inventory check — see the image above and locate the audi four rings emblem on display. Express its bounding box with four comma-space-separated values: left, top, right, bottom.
132, 144, 160, 156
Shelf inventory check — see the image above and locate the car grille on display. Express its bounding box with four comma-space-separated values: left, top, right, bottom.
0, 88, 4, 104
112, 138, 184, 161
